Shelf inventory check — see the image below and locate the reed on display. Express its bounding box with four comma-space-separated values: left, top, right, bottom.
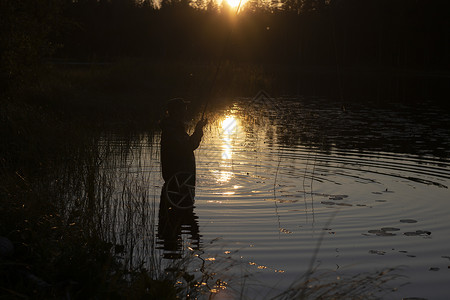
0, 104, 219, 298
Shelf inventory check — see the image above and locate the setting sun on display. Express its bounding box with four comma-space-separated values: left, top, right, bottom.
224, 0, 245, 9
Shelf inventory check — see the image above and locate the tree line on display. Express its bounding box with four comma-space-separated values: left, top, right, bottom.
59, 0, 449, 69
1, 0, 449, 89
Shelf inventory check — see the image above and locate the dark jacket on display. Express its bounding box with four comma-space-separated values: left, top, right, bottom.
160, 117, 203, 182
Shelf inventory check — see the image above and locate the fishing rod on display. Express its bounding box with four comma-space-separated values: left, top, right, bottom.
200, 0, 244, 121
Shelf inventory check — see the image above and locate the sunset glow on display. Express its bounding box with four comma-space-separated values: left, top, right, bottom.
224, 0, 245, 9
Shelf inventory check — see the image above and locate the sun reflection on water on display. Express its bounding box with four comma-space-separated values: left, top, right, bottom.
222, 115, 237, 135
213, 169, 233, 183
213, 115, 239, 183
221, 116, 238, 162
222, 143, 232, 160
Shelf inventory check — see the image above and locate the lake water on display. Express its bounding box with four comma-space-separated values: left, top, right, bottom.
111, 97, 450, 299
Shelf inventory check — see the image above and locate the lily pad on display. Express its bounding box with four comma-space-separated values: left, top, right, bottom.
377, 232, 396, 236
404, 230, 431, 236
415, 230, 431, 235
381, 227, 401, 232
400, 219, 418, 223
336, 203, 352, 207
367, 229, 396, 236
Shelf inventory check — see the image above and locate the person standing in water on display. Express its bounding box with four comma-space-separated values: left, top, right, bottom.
158, 98, 205, 256
159, 98, 207, 189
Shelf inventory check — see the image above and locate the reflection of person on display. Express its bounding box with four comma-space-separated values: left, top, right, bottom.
159, 98, 207, 183
157, 186, 200, 259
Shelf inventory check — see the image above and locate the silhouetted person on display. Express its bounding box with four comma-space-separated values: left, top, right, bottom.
158, 99, 205, 258
159, 98, 207, 184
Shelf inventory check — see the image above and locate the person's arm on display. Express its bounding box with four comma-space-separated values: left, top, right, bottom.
189, 119, 207, 150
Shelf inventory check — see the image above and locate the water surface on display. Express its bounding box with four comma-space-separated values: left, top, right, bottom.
125, 98, 450, 299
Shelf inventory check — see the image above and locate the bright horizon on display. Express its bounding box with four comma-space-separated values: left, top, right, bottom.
224, 0, 245, 9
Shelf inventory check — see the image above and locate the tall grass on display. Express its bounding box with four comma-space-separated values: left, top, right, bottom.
0, 99, 221, 298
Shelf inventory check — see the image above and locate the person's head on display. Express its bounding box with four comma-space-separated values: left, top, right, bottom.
166, 98, 188, 120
